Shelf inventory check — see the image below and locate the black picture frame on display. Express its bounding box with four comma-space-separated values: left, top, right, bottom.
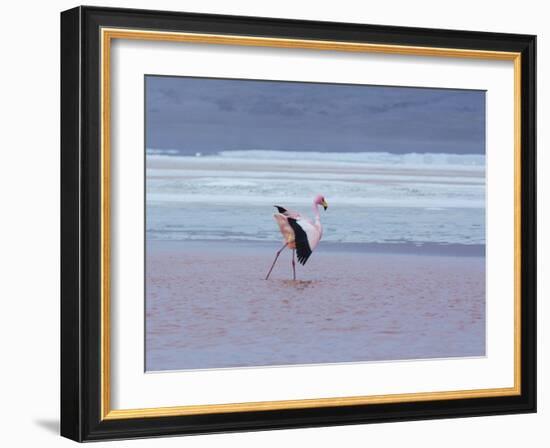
61, 5, 536, 442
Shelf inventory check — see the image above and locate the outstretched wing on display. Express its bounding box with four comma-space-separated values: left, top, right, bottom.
274, 205, 301, 219
287, 218, 313, 265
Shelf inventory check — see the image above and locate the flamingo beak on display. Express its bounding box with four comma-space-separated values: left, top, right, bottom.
322, 200, 328, 210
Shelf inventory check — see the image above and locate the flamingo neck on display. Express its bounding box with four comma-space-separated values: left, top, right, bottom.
312, 202, 321, 224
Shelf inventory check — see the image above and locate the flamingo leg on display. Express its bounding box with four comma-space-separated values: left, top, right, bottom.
292, 249, 296, 280
265, 243, 288, 280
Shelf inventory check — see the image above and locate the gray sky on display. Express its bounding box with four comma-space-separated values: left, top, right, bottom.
145, 75, 485, 155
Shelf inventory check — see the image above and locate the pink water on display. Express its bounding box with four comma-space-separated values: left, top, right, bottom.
146, 241, 485, 371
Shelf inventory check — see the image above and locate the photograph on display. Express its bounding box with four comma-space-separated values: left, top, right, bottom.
57, 4, 537, 442
144, 75, 487, 371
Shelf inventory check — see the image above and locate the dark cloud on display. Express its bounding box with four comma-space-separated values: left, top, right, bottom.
145, 76, 485, 155
213, 97, 235, 112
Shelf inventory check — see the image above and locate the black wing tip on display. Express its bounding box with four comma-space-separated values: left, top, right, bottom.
274, 205, 287, 213
287, 218, 312, 265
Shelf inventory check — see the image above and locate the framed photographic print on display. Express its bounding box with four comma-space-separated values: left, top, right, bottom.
60, 6, 536, 442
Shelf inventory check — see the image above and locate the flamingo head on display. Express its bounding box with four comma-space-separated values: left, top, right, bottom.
314, 194, 328, 211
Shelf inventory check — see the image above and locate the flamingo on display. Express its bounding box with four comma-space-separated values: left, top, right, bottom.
265, 194, 328, 280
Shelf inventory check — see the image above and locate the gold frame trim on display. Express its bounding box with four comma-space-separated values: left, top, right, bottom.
100, 28, 522, 420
